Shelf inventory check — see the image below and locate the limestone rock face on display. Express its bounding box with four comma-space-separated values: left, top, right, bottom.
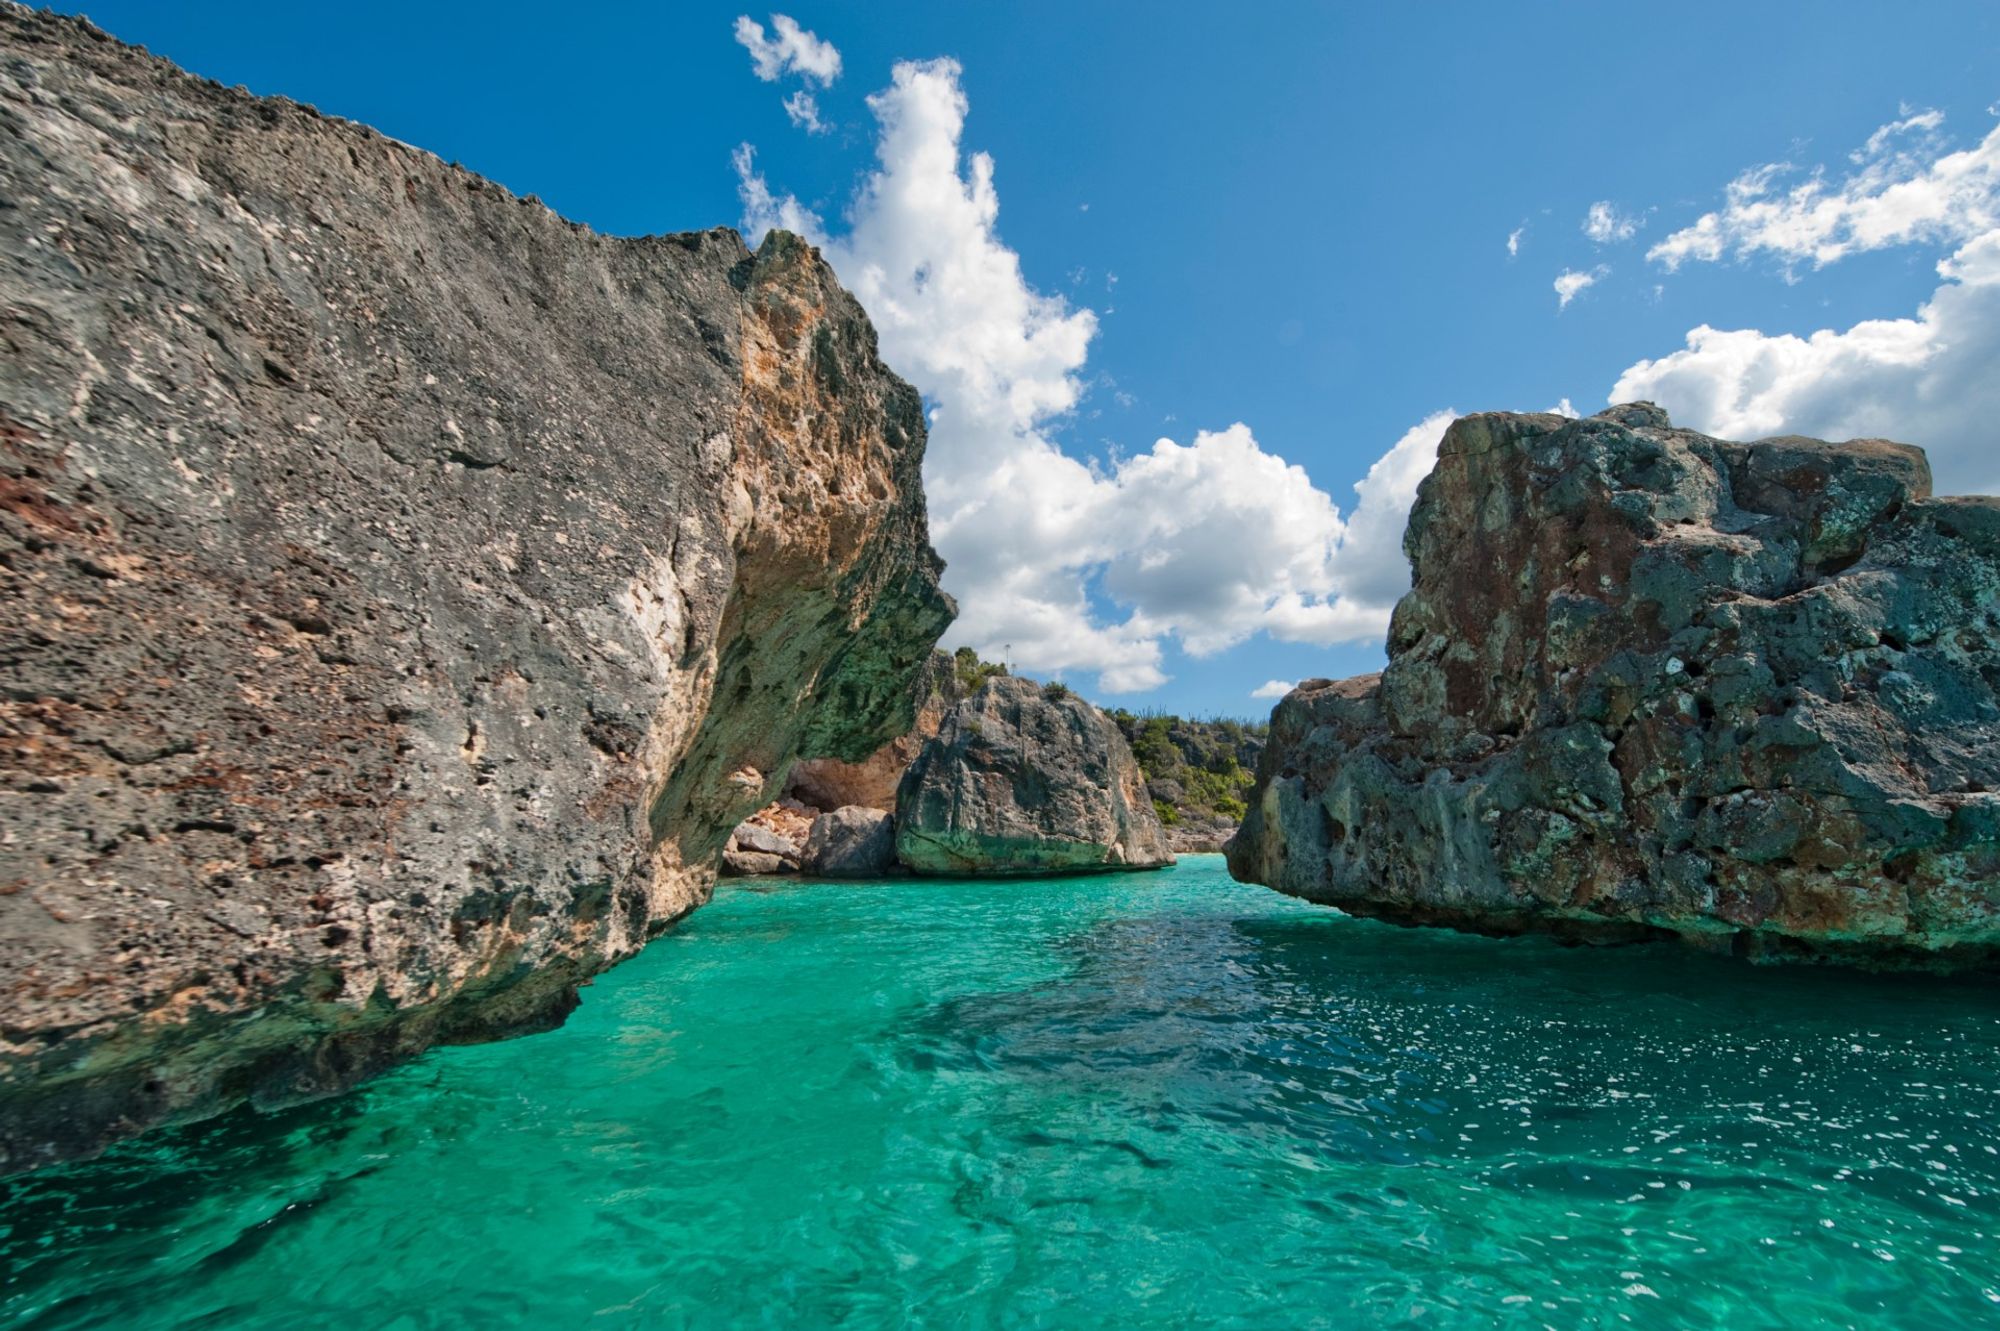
0, 10, 951, 1172
785, 650, 959, 811
801, 806, 897, 878
896, 678, 1174, 875
1229, 404, 2000, 968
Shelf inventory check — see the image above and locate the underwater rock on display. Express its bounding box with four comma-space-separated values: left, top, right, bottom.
1230, 404, 2000, 969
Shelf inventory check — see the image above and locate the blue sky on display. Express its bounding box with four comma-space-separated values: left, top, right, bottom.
55, 0, 2000, 716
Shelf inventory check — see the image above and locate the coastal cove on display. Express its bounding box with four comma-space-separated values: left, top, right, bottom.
5, 858, 1996, 1329
6, 12, 2000, 1325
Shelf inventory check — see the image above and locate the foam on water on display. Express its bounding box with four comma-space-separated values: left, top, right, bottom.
4, 857, 1997, 1328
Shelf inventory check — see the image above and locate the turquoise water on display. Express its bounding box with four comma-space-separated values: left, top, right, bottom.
3, 857, 1998, 1329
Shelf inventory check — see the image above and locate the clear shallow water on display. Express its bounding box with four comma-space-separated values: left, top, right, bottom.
4, 858, 1999, 1329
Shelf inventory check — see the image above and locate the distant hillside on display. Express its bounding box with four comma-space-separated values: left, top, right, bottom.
1104, 709, 1267, 852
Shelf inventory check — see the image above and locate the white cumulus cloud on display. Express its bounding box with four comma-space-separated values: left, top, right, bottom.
733, 59, 1436, 692
1583, 201, 1640, 244
1320, 410, 1455, 612
1250, 680, 1296, 700
733, 13, 841, 86
1554, 265, 1608, 309
1613, 230, 2000, 496
1648, 110, 2000, 271
1507, 226, 1523, 258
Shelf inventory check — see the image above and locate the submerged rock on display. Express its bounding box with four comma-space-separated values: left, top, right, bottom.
896, 678, 1174, 875
1229, 404, 2000, 969
802, 806, 898, 878
0, 10, 951, 1172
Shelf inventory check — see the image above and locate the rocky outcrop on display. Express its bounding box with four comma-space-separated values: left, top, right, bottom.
896, 678, 1174, 875
1163, 818, 1239, 856
801, 806, 897, 878
1229, 404, 2000, 969
0, 9, 951, 1173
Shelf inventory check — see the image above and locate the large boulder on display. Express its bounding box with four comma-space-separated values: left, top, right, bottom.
720, 801, 814, 874
0, 10, 952, 1173
733, 822, 802, 859
721, 849, 790, 877
801, 806, 898, 878
896, 678, 1174, 875
1229, 404, 2000, 969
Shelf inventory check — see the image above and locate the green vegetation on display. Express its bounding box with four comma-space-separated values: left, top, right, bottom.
1107, 708, 1267, 830
930, 651, 1267, 834
951, 646, 1008, 697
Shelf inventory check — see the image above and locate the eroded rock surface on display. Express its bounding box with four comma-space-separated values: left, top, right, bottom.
1229, 404, 2000, 969
0, 9, 951, 1172
896, 678, 1173, 875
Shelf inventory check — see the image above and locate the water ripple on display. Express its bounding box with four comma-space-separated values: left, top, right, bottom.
4, 858, 1998, 1328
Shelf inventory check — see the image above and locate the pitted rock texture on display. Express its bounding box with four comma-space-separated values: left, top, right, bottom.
896, 678, 1174, 876
1229, 404, 2000, 969
0, 8, 951, 1173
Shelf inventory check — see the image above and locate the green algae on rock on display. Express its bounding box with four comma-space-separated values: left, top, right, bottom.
896, 677, 1175, 875
0, 8, 950, 1174
1230, 404, 2000, 969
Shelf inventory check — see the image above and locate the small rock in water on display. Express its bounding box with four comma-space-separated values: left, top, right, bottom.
802, 807, 898, 878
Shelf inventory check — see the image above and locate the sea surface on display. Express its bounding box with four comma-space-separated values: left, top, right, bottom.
3, 856, 1997, 1329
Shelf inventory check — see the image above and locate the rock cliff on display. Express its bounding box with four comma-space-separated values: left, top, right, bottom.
896, 678, 1173, 875
1229, 404, 2000, 969
784, 649, 961, 812
0, 8, 951, 1172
